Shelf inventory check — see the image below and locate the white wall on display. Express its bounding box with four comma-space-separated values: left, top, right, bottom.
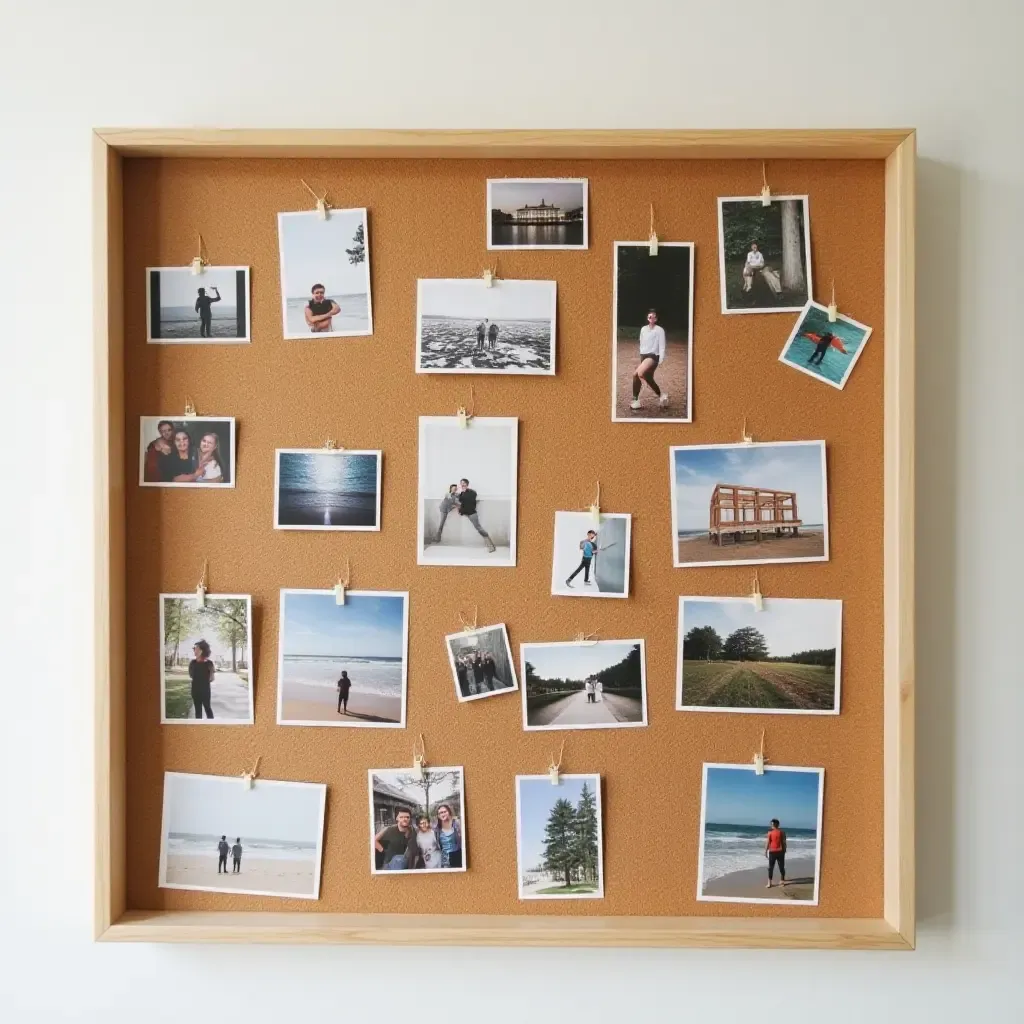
0, 1, 1021, 1020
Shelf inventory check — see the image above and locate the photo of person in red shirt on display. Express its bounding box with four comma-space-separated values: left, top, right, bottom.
765, 818, 787, 888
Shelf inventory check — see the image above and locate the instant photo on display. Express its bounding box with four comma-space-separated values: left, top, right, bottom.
139, 415, 235, 488
677, 597, 842, 714
697, 764, 824, 906
158, 771, 327, 899
779, 300, 874, 390
521, 640, 647, 731
147, 266, 250, 343
160, 594, 254, 724
612, 242, 694, 422
274, 448, 382, 530
445, 623, 518, 703
369, 767, 467, 874
718, 196, 812, 314
550, 511, 631, 599
487, 178, 588, 250
516, 774, 604, 900
417, 416, 518, 567
277, 589, 408, 728
277, 208, 373, 338
670, 441, 829, 567
416, 277, 556, 375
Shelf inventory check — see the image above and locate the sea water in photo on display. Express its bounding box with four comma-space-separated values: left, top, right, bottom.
278, 451, 378, 527
782, 305, 870, 387
158, 305, 241, 339
167, 832, 316, 862
286, 292, 369, 336
281, 655, 403, 699
701, 822, 818, 883
420, 316, 552, 372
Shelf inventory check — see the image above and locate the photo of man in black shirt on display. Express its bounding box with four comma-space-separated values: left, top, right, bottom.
304, 283, 340, 333
457, 478, 497, 553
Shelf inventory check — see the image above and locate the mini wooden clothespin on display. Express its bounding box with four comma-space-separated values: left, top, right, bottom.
190, 234, 207, 275
184, 397, 197, 418
241, 755, 261, 790
589, 482, 602, 525
648, 203, 659, 256
482, 264, 497, 288
752, 730, 769, 776
549, 738, 566, 785
413, 735, 427, 781
457, 385, 475, 429
573, 630, 600, 647
760, 162, 772, 206
334, 559, 351, 605
300, 178, 331, 220
827, 279, 839, 323
195, 560, 208, 609
750, 570, 764, 612
741, 417, 754, 445
458, 606, 479, 633
323, 438, 340, 450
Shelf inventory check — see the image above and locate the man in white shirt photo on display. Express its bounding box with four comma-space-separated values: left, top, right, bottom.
630, 308, 669, 411
742, 242, 765, 291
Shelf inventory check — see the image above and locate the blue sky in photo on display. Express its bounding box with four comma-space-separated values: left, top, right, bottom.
518, 775, 598, 869
281, 592, 405, 659
704, 767, 821, 830
682, 599, 839, 659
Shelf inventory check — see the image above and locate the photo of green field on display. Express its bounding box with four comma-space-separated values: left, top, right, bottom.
677, 597, 841, 714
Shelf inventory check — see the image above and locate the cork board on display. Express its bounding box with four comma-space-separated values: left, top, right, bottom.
121, 155, 885, 920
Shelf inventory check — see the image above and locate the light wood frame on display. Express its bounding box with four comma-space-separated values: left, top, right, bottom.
94, 128, 915, 949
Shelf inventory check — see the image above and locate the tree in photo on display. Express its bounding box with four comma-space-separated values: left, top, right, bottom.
346, 222, 365, 265
683, 625, 723, 662
780, 199, 806, 293
593, 643, 643, 694
574, 782, 599, 884
163, 598, 199, 669
723, 626, 769, 662
542, 797, 579, 888
391, 768, 460, 818
207, 599, 248, 672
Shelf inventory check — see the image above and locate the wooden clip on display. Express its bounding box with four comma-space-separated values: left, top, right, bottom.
750, 571, 763, 612
573, 630, 600, 647
457, 385, 475, 429
590, 482, 601, 524
413, 735, 426, 780
741, 417, 754, 445
184, 397, 197, 418
195, 559, 208, 608
334, 559, 351, 605
648, 203, 658, 255
827, 279, 838, 323
482, 264, 497, 288
752, 730, 769, 776
241, 755, 261, 790
300, 179, 330, 220
458, 606, 479, 632
190, 233, 207, 275
549, 738, 566, 785
760, 162, 771, 206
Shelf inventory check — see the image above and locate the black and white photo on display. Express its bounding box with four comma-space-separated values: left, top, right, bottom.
550, 511, 631, 599
147, 266, 250, 343
274, 448, 382, 530
487, 178, 588, 250
416, 278, 556, 375
139, 415, 235, 488
445, 623, 518, 703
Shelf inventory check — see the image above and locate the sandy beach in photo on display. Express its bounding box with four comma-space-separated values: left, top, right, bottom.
164, 852, 317, 896
701, 857, 816, 902
280, 680, 402, 724
677, 528, 825, 565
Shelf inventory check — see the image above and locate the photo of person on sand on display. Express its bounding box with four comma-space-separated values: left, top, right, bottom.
304, 283, 340, 333
445, 623, 518, 703
231, 837, 243, 874
194, 285, 221, 337
697, 763, 823, 905
277, 589, 408, 728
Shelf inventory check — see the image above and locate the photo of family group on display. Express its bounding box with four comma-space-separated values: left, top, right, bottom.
521, 639, 647, 730
277, 208, 372, 338
276, 589, 408, 727
612, 241, 694, 422
147, 265, 250, 343
369, 767, 466, 873
516, 774, 603, 899
159, 771, 327, 899
445, 623, 518, 703
160, 594, 253, 724
677, 596, 842, 714
779, 300, 874, 390
487, 177, 588, 250
139, 416, 235, 487
670, 440, 829, 567
550, 511, 631, 599
417, 416, 518, 566
718, 195, 812, 313
416, 277, 556, 375
274, 448, 382, 530
697, 763, 823, 905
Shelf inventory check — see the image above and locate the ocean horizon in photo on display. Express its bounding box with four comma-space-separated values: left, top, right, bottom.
167, 832, 316, 862
701, 822, 817, 883
281, 655, 403, 698
157, 304, 240, 338
278, 451, 378, 527
285, 292, 369, 335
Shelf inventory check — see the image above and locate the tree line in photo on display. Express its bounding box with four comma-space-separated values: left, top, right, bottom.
164, 598, 250, 671
683, 625, 836, 666
541, 781, 600, 893
524, 644, 644, 708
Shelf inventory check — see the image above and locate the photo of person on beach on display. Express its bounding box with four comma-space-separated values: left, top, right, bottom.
445, 623, 518, 703
550, 511, 631, 599
277, 208, 372, 339
276, 589, 408, 728
369, 767, 467, 874
159, 771, 327, 899
520, 640, 647, 731
612, 242, 694, 422
779, 300, 874, 391
670, 440, 829, 568
139, 416, 235, 488
274, 448, 382, 530
697, 763, 824, 905
146, 266, 250, 343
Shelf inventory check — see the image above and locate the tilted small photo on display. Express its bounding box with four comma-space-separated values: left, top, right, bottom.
779, 300, 874, 391
445, 623, 518, 703
147, 265, 250, 343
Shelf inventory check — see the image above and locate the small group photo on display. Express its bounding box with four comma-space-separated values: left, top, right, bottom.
158, 771, 327, 899
146, 265, 250, 343
277, 208, 372, 338
697, 763, 824, 906
416, 277, 556, 375
718, 195, 812, 313
369, 766, 466, 873
612, 241, 694, 422
779, 300, 874, 390
516, 774, 603, 900
550, 510, 631, 599
139, 415, 235, 487
274, 448, 382, 530
417, 416, 518, 566
487, 177, 588, 250
160, 594, 253, 724
521, 639, 647, 730
276, 589, 408, 727
445, 623, 518, 703
677, 596, 842, 714
670, 440, 829, 567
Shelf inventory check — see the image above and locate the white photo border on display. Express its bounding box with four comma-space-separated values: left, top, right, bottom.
145, 265, 252, 345
550, 510, 632, 600
444, 623, 519, 704
273, 448, 383, 532
138, 415, 237, 489
778, 299, 875, 391
486, 177, 589, 251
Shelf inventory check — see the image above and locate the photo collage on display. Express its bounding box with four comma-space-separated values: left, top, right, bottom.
149, 176, 855, 908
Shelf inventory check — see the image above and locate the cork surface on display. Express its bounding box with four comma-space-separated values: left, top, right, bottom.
122, 156, 885, 919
